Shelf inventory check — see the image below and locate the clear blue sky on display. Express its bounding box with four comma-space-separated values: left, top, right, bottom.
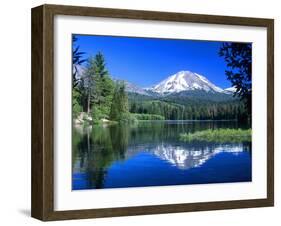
74, 34, 233, 89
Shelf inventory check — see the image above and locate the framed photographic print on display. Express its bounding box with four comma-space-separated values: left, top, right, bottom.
31, 4, 274, 221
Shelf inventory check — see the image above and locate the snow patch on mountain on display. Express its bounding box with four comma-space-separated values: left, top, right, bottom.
149, 71, 224, 94
223, 86, 237, 94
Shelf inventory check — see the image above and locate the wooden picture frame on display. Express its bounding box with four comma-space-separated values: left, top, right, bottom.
31, 4, 274, 221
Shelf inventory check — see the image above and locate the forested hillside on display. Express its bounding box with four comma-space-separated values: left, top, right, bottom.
128, 92, 248, 120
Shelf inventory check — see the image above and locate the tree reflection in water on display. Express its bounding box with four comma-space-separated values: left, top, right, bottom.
72, 121, 251, 189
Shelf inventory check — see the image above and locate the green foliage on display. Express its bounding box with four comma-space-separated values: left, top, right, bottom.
72, 35, 85, 113
93, 52, 108, 78
73, 52, 114, 123
110, 82, 132, 123
84, 56, 101, 113
180, 128, 252, 143
91, 105, 102, 123
119, 113, 138, 124
89, 52, 114, 119
219, 42, 252, 116
72, 87, 82, 118
72, 35, 86, 88
132, 113, 165, 120
99, 75, 115, 117
129, 94, 248, 121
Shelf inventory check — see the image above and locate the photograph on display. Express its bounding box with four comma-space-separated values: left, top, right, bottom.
71, 34, 252, 190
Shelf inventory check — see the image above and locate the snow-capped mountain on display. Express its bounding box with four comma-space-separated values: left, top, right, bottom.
149, 71, 224, 94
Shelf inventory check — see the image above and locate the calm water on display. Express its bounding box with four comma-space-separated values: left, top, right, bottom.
72, 121, 252, 190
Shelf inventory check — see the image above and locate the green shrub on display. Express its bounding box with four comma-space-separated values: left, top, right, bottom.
118, 113, 137, 124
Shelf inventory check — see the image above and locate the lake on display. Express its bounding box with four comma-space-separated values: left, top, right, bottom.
72, 120, 252, 190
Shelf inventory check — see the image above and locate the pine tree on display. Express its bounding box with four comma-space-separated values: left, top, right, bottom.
219, 42, 252, 116
92, 52, 114, 118
72, 35, 86, 88
93, 52, 108, 78
82, 52, 114, 121
119, 83, 129, 114
84, 56, 100, 115
110, 84, 121, 121
110, 82, 130, 122
72, 35, 86, 118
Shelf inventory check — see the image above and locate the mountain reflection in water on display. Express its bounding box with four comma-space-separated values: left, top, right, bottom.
72, 121, 252, 190
150, 143, 249, 169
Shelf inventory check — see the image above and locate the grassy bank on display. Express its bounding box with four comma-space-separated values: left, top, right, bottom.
180, 128, 251, 143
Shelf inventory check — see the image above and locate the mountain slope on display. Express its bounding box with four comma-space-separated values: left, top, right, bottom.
114, 79, 151, 96
123, 80, 151, 96
165, 90, 235, 104
223, 87, 236, 94
149, 71, 224, 94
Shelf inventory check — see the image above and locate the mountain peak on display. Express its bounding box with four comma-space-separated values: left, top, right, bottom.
150, 71, 223, 94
